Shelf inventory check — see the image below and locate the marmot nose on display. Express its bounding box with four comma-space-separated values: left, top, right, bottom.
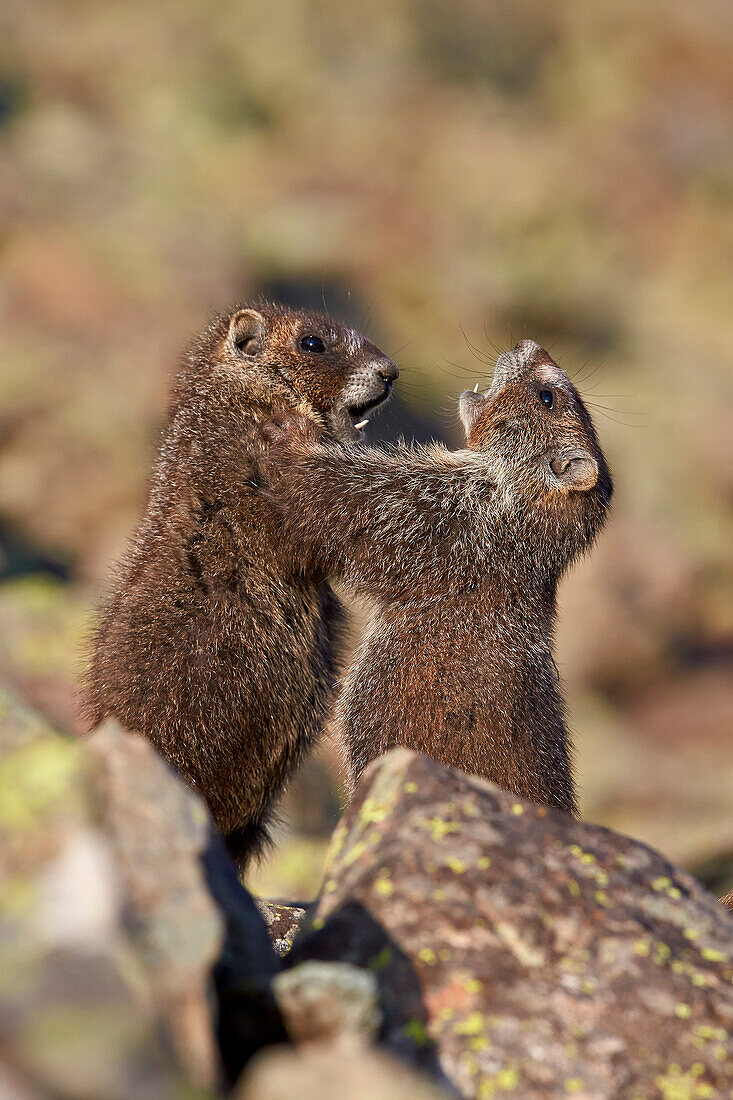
514, 339, 542, 356
377, 357, 399, 385
550, 451, 599, 491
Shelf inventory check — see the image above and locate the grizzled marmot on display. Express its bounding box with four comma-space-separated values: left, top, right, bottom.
85, 303, 397, 863
260, 340, 612, 814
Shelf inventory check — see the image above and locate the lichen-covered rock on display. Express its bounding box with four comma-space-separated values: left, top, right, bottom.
0, 689, 186, 1100
90, 720, 285, 1089
0, 696, 284, 1096
90, 720, 225, 1087
257, 900, 310, 956
289, 749, 733, 1100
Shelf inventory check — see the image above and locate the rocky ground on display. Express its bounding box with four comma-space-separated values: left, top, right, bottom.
2, 689, 730, 1100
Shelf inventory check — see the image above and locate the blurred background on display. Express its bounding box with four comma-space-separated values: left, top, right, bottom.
0, 0, 731, 901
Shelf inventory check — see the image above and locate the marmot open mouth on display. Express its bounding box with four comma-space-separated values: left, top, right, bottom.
346, 381, 394, 422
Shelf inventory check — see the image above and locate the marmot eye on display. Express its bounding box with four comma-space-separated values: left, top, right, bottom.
540, 390, 554, 409
300, 334, 326, 354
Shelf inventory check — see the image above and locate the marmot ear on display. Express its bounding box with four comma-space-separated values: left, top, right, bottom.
549, 448, 599, 492
228, 309, 266, 356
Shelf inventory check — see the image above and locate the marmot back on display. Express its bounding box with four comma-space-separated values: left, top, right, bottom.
84, 303, 397, 865
259, 340, 612, 813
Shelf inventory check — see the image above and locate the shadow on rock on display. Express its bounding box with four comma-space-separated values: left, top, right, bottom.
288, 902, 457, 1094
201, 828, 287, 1088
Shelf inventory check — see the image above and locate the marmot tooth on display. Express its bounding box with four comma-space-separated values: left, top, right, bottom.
355, 419, 369, 430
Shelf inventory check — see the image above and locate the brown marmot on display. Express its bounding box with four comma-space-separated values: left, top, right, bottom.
259, 340, 612, 814
84, 303, 398, 864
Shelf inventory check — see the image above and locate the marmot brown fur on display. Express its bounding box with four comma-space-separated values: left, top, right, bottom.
84, 303, 398, 864
260, 340, 612, 814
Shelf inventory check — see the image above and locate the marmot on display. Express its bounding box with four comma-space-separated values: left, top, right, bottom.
84, 303, 398, 863
259, 340, 612, 814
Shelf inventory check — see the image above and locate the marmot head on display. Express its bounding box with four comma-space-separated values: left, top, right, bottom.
177, 303, 398, 442
459, 340, 613, 562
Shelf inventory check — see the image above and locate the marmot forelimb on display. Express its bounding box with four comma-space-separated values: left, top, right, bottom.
260, 340, 612, 814
84, 303, 398, 864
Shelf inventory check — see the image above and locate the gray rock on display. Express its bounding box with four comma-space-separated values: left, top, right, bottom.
273, 960, 381, 1045
0, 690, 187, 1100
238, 1043, 450, 1100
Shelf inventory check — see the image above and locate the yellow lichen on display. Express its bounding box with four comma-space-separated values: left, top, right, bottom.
654, 1064, 719, 1100
0, 738, 82, 831
454, 1011, 484, 1036
326, 823, 347, 864
359, 798, 391, 825
342, 840, 368, 868
653, 942, 672, 964
700, 947, 726, 963
496, 1067, 519, 1090
694, 1025, 728, 1041
421, 816, 460, 841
